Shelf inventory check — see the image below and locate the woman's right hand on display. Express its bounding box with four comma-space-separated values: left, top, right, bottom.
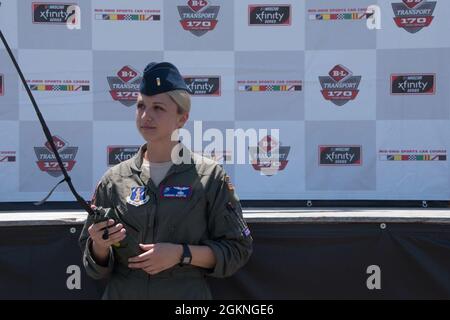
88, 214, 127, 265
88, 219, 127, 251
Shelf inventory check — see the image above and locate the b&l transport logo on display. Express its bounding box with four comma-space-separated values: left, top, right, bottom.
319, 146, 362, 166
319, 64, 361, 106
34, 136, 78, 177
94, 8, 161, 21
107, 146, 140, 166
249, 135, 290, 176
178, 0, 220, 37
378, 148, 446, 161
27, 79, 90, 92
32, 2, 79, 25
237, 80, 302, 92
391, 74, 435, 95
308, 7, 368, 21
184, 76, 221, 96
107, 66, 142, 107
392, 0, 437, 33
0, 151, 16, 163
0, 74, 3, 96
248, 5, 291, 25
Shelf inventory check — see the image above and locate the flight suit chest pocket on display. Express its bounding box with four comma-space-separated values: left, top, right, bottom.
157, 187, 207, 243
159, 186, 204, 218
116, 200, 151, 235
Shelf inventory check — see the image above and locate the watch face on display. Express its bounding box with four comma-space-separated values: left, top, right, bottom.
183, 257, 190, 264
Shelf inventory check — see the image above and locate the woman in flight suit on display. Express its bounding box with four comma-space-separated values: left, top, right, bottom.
79, 62, 253, 299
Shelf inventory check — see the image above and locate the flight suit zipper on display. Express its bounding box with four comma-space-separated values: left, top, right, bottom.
149, 173, 173, 244
142, 190, 156, 244
152, 193, 158, 243
152, 173, 175, 244
145, 166, 192, 244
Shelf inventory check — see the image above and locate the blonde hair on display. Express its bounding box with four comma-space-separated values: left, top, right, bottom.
167, 90, 191, 114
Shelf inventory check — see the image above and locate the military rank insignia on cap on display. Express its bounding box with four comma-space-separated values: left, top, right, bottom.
140, 62, 189, 96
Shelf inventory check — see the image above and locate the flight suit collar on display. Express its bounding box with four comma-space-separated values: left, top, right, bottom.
131, 142, 195, 177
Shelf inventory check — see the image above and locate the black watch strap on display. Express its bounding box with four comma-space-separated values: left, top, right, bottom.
179, 244, 192, 266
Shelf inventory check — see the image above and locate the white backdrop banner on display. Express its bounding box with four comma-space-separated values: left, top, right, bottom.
0, 0, 449, 201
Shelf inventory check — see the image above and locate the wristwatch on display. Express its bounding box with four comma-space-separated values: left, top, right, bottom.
179, 244, 192, 266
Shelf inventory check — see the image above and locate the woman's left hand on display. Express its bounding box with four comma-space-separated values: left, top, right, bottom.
128, 243, 182, 275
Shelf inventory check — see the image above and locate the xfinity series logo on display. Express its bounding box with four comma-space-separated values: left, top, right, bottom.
184, 76, 221, 96
319, 64, 361, 106
107, 66, 142, 107
178, 0, 220, 36
249, 5, 291, 25
0, 151, 16, 163
319, 146, 362, 166
391, 74, 435, 95
0, 74, 3, 96
392, 0, 436, 33
34, 136, 78, 177
32, 2, 79, 25
249, 135, 290, 176
107, 146, 140, 166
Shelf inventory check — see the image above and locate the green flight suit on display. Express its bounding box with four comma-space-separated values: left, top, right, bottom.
79, 143, 253, 299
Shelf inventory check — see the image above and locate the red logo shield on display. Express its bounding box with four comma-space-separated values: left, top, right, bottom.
188, 0, 208, 12
45, 136, 67, 152
117, 66, 139, 83
259, 135, 279, 154
402, 0, 424, 9
329, 65, 351, 82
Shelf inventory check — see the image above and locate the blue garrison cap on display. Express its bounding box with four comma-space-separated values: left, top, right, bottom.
139, 62, 189, 96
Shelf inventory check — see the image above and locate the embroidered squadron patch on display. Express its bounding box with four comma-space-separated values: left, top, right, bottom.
161, 186, 192, 199
126, 186, 150, 206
